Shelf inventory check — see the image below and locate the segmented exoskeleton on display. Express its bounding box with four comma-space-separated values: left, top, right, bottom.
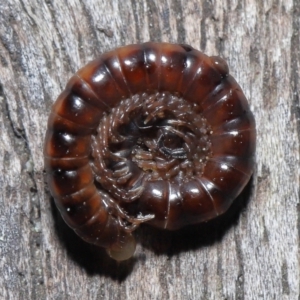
44, 42, 256, 261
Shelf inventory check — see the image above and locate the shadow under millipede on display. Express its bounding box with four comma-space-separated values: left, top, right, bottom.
49, 176, 253, 280
50, 197, 137, 281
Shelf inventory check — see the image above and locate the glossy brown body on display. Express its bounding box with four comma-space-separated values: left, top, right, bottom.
44, 42, 255, 259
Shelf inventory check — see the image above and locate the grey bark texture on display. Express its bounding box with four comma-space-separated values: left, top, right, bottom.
0, 0, 299, 299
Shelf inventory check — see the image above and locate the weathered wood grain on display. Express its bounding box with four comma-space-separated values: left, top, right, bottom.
0, 0, 299, 299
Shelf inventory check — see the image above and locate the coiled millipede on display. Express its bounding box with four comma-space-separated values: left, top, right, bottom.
44, 42, 256, 261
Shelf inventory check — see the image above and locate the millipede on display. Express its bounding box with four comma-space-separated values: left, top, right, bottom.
44, 42, 256, 261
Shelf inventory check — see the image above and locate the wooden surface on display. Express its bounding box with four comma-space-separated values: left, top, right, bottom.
0, 0, 299, 299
